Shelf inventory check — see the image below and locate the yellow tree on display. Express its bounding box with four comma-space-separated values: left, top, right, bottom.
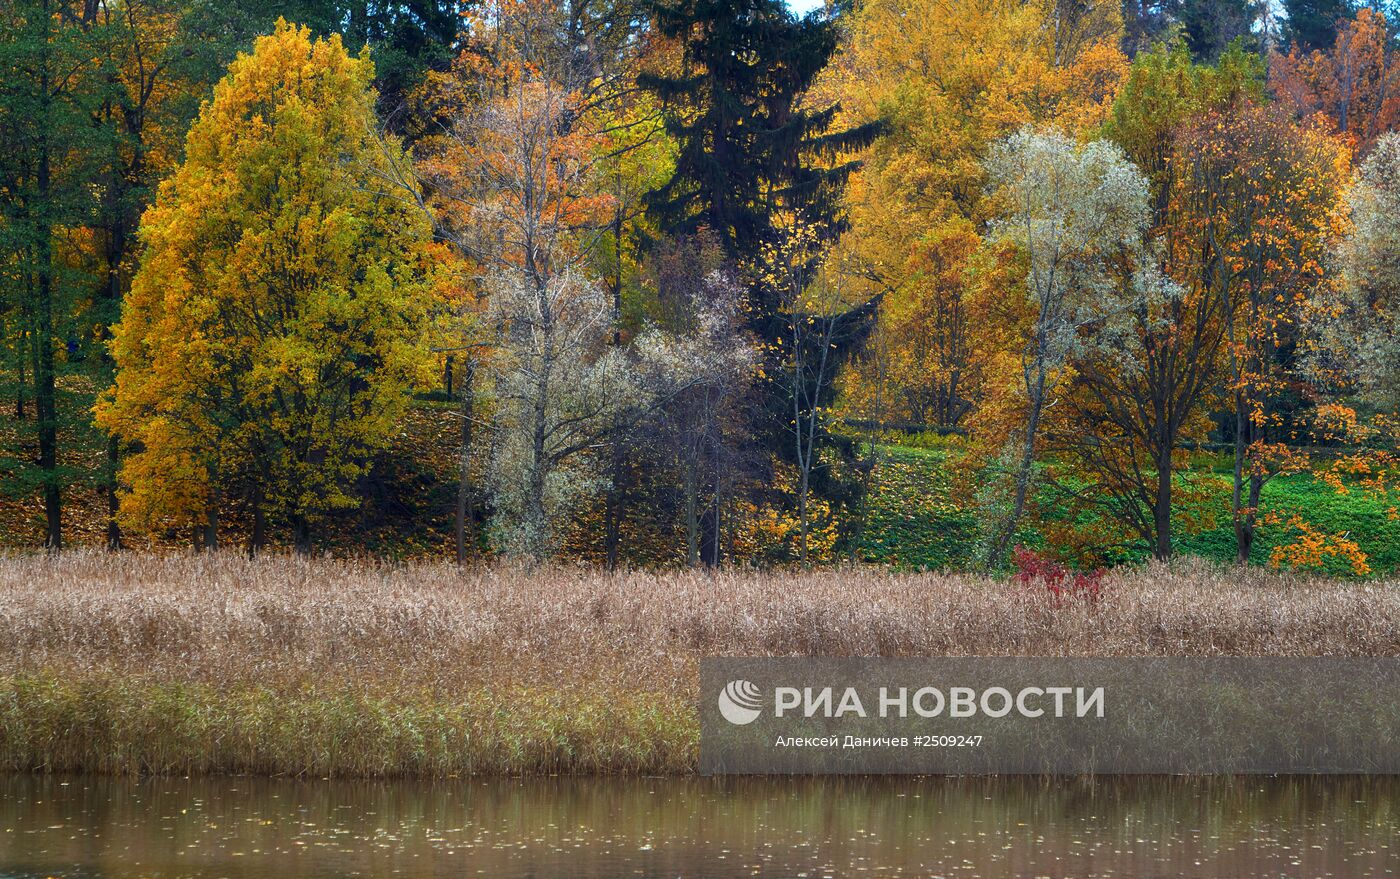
91, 0, 219, 549
96, 21, 439, 553
1292, 131, 1400, 576
831, 0, 1128, 433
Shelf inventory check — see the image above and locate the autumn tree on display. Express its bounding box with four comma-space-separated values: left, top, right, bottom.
1293, 134, 1400, 569
1042, 42, 1262, 561
832, 0, 1127, 437
1175, 103, 1349, 562
588, 53, 677, 567
752, 217, 880, 566
1311, 131, 1400, 405
1271, 8, 1400, 156
174, 0, 465, 129
838, 222, 983, 428
1283, 135, 1400, 571
1103, 42, 1264, 216
640, 0, 882, 550
85, 0, 222, 550
638, 238, 756, 567
420, 1, 665, 560
980, 127, 1153, 569
97, 22, 438, 553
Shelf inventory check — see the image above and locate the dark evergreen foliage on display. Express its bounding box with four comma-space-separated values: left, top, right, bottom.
1181, 0, 1259, 60
177, 0, 461, 123
1121, 0, 1183, 56
639, 0, 883, 544
1283, 0, 1355, 49
639, 0, 878, 272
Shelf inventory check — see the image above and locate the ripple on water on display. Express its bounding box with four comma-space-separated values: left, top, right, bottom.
0, 774, 1397, 878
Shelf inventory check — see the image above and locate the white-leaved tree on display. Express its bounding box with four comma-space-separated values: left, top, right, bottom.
415, 2, 634, 561
484, 265, 640, 559
635, 265, 756, 566
981, 127, 1153, 569
421, 7, 758, 562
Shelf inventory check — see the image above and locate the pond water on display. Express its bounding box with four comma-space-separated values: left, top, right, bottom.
1, 773, 1398, 877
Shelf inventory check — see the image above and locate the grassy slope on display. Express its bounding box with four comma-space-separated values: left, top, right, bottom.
858, 445, 1400, 576
857, 445, 982, 571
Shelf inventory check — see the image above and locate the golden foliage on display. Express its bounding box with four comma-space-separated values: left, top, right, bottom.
1269, 514, 1371, 577
96, 21, 440, 535
831, 0, 1128, 437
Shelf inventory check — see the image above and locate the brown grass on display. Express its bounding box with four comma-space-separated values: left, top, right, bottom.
2, 551, 1398, 775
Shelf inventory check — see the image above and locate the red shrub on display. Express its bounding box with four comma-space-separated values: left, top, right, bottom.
1011, 546, 1105, 606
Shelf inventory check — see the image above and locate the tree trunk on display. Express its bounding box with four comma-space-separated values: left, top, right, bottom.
850, 434, 880, 565
102, 236, 125, 551
794, 366, 811, 570
985, 360, 1048, 570
249, 484, 267, 557
797, 470, 810, 568
454, 361, 475, 565
604, 210, 624, 570
1232, 395, 1251, 564
524, 383, 550, 561
195, 492, 218, 551
604, 434, 622, 569
707, 429, 722, 568
14, 346, 25, 420
106, 437, 123, 550
684, 453, 700, 568
1238, 471, 1264, 565
292, 515, 312, 556
34, 137, 61, 551
521, 292, 553, 561
1153, 444, 1173, 561
203, 499, 219, 551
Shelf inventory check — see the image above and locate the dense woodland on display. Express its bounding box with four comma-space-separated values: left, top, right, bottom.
4, 0, 1400, 573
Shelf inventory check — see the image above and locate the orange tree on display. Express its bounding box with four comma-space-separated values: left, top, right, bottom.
1292, 132, 1400, 575
1271, 8, 1400, 158
419, 0, 656, 561
1174, 102, 1350, 563
830, 0, 1128, 433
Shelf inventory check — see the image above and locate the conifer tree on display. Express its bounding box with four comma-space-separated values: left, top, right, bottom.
1283, 0, 1355, 49
640, 0, 878, 283
1181, 0, 1259, 60
640, 0, 881, 495
0, 0, 113, 549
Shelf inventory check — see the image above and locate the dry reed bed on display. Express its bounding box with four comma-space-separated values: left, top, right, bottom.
2, 551, 1399, 676
3, 552, 1400, 776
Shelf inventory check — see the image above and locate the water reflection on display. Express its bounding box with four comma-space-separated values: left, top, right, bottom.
1, 774, 1397, 877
